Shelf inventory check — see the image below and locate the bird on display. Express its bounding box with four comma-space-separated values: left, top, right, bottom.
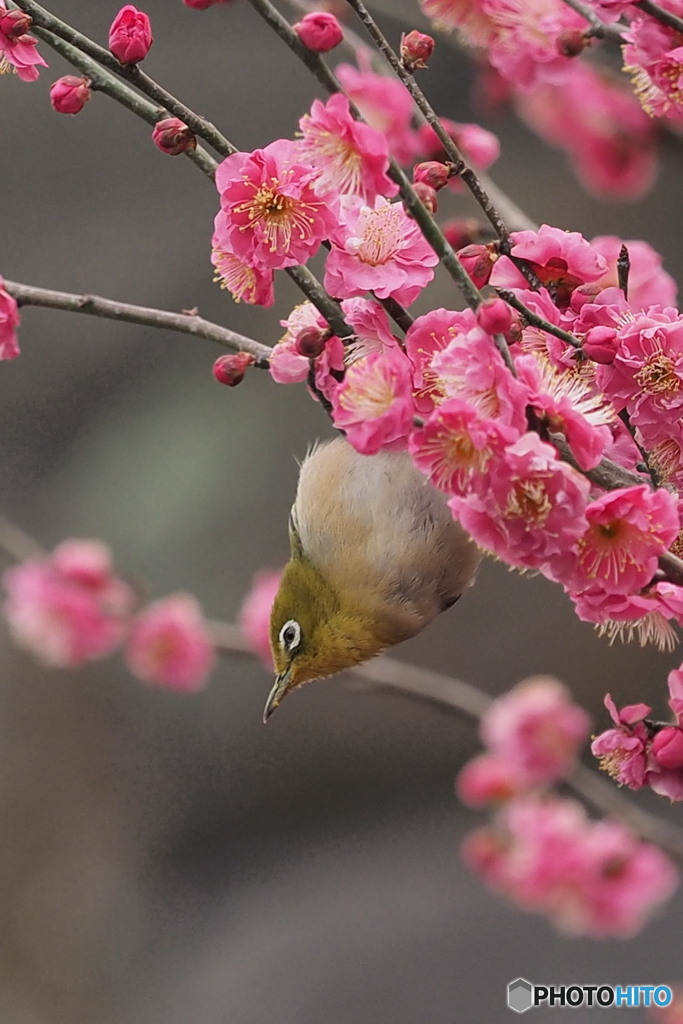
263, 437, 480, 721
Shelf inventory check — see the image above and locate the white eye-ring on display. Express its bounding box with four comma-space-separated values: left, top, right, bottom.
279, 619, 301, 652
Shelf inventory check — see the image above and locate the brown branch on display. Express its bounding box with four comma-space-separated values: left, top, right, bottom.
209, 622, 683, 860
4, 281, 273, 364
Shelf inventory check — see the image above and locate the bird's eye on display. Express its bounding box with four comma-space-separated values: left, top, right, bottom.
279, 619, 301, 652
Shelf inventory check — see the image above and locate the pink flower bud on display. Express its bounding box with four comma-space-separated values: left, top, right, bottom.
442, 217, 482, 249
583, 325, 619, 364
570, 284, 601, 312
109, 5, 153, 65
400, 29, 435, 70
293, 11, 343, 52
413, 160, 450, 191
212, 352, 254, 386
409, 181, 438, 214
477, 296, 513, 335
556, 27, 588, 57
295, 325, 329, 359
152, 117, 196, 155
0, 9, 32, 40
457, 243, 497, 288
651, 727, 683, 770
49, 76, 91, 115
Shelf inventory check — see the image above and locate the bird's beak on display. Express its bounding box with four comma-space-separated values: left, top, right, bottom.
262, 668, 292, 723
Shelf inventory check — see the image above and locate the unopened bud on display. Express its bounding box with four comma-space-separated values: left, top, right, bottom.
152, 117, 196, 155
49, 76, 91, 115
413, 160, 450, 191
212, 352, 254, 387
582, 325, 619, 364
295, 326, 329, 359
400, 29, 434, 70
556, 27, 589, 57
457, 243, 497, 288
570, 283, 601, 312
109, 5, 153, 65
0, 9, 32, 40
293, 11, 343, 52
407, 181, 438, 215
651, 726, 683, 770
477, 296, 512, 336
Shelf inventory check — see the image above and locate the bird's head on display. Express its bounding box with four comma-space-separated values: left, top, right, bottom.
264, 556, 389, 721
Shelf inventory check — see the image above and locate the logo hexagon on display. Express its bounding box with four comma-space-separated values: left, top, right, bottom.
508, 978, 534, 1014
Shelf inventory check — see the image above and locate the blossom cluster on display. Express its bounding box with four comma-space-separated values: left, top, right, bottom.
211, 81, 499, 306
419, 0, 683, 198
264, 218, 683, 659
2, 539, 215, 692
592, 668, 683, 801
458, 676, 678, 936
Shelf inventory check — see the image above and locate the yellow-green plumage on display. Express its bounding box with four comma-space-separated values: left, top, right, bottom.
266, 437, 480, 716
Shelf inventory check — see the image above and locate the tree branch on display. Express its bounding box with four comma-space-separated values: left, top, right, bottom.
4, 281, 273, 364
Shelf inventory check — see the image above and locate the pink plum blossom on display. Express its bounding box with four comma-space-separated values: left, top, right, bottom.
330, 347, 416, 454
324, 195, 439, 306
623, 10, 683, 121
237, 568, 283, 669
124, 593, 215, 692
0, 5, 47, 81
335, 63, 418, 164
419, 0, 497, 48
409, 398, 517, 496
298, 93, 397, 201
462, 795, 678, 937
404, 307, 480, 412
448, 433, 590, 573
3, 540, 135, 667
516, 65, 658, 201
480, 676, 591, 786
571, 485, 680, 595
480, 0, 588, 91
269, 302, 342, 386
430, 327, 529, 431
0, 277, 20, 359
515, 353, 613, 470
215, 139, 337, 271
597, 307, 683, 446
591, 693, 652, 789
490, 224, 608, 308
456, 752, 521, 806
212, 212, 275, 306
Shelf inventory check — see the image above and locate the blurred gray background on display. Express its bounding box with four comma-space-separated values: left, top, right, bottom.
2, 2, 683, 1022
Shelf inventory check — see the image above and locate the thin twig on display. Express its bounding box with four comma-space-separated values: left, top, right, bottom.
559, 0, 626, 41
634, 0, 683, 35
4, 281, 273, 364
246, 0, 488, 315
497, 289, 581, 349
13, 0, 235, 157
0, 516, 47, 562
30, 25, 218, 179
209, 621, 683, 860
343, 0, 513, 242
